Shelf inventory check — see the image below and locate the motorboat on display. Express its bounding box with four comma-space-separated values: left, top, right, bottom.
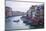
13, 20, 19, 22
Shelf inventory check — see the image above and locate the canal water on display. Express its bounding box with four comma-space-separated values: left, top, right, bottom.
5, 16, 32, 30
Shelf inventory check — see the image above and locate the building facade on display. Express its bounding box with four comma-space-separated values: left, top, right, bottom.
27, 4, 44, 19
27, 5, 37, 18
5, 6, 12, 17
26, 4, 44, 25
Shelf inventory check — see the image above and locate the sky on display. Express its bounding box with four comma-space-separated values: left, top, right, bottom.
6, 1, 43, 12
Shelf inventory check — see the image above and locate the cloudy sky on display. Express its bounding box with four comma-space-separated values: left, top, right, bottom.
6, 1, 43, 12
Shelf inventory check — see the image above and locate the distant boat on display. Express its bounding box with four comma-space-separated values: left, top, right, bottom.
13, 20, 19, 22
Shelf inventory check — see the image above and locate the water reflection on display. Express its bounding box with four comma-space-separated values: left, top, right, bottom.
5, 16, 30, 30
5, 29, 31, 31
